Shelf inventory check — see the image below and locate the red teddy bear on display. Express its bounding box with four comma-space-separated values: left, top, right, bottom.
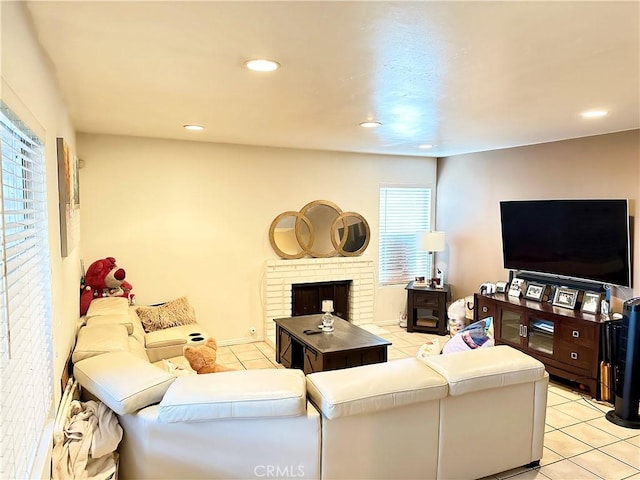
80, 257, 134, 315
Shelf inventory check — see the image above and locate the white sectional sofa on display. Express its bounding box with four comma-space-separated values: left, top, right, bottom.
71, 297, 548, 480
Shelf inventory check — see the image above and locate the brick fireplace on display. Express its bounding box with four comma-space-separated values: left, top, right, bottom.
264, 257, 375, 346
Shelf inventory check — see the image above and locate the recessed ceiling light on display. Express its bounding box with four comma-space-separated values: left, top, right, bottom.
244, 59, 280, 72
359, 121, 382, 128
183, 124, 204, 131
581, 110, 608, 119
418, 144, 434, 149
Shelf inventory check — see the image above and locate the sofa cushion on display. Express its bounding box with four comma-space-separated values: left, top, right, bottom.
421, 345, 546, 396
72, 324, 129, 363
136, 297, 197, 333
128, 336, 150, 362
306, 358, 448, 420
86, 297, 129, 317
85, 313, 134, 335
158, 369, 306, 423
74, 350, 175, 415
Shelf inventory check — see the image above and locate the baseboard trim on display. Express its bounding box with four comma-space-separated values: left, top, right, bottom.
218, 336, 264, 346
375, 319, 402, 326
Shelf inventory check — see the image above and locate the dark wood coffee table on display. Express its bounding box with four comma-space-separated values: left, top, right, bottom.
274, 314, 391, 374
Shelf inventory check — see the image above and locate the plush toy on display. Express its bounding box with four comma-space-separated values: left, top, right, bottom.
183, 338, 233, 374
80, 257, 134, 315
447, 298, 468, 336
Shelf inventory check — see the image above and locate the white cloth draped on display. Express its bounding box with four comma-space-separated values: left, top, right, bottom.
52, 400, 123, 480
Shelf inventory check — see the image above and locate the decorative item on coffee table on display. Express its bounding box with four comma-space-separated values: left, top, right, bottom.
321, 300, 335, 333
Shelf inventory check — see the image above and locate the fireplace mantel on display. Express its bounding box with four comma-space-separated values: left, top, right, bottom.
264, 257, 374, 346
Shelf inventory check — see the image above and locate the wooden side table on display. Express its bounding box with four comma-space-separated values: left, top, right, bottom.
405, 281, 450, 335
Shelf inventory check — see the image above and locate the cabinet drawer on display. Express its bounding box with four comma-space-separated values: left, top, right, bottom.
413, 294, 440, 308
557, 321, 596, 347
556, 341, 595, 370
476, 300, 496, 320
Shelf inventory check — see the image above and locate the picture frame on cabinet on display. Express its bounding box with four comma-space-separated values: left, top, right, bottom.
547, 285, 557, 304
508, 278, 526, 297
581, 291, 601, 314
524, 283, 546, 302
414, 276, 427, 287
552, 287, 579, 309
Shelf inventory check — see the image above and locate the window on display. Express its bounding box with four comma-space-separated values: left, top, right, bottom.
379, 186, 433, 285
0, 102, 53, 479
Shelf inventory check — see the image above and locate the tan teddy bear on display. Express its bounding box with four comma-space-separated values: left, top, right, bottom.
183, 338, 233, 374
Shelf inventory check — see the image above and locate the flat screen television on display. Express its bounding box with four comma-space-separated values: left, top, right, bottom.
500, 199, 632, 287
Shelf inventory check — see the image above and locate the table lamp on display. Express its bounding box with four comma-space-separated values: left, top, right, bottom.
420, 231, 445, 288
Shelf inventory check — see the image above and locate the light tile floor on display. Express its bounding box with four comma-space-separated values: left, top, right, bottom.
218, 324, 640, 480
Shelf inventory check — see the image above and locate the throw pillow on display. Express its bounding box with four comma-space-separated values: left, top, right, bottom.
441, 317, 494, 354
136, 296, 197, 333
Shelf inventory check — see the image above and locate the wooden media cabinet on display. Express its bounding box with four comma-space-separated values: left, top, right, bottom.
474, 293, 611, 399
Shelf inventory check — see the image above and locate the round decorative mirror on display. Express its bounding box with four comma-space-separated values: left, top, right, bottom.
269, 211, 313, 259
269, 200, 369, 259
297, 200, 345, 258
331, 212, 370, 256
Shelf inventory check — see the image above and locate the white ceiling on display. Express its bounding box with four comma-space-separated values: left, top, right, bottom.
24, 1, 640, 157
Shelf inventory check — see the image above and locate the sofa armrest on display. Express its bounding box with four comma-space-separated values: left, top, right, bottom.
158, 369, 307, 423
145, 324, 209, 362
306, 358, 447, 419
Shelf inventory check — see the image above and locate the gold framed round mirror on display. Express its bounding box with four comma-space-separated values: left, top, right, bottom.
269, 211, 313, 259
297, 200, 345, 258
331, 212, 370, 256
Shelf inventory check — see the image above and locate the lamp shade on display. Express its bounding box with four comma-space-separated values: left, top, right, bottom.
420, 231, 445, 252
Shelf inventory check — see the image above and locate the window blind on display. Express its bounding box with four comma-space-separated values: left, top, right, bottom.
379, 186, 432, 286
0, 103, 53, 479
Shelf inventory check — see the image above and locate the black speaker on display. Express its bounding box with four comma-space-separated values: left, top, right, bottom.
606, 297, 640, 428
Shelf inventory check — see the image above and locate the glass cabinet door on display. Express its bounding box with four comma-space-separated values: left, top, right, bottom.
527, 317, 554, 355
499, 308, 522, 345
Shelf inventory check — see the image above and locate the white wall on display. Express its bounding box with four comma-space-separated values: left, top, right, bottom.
78, 133, 436, 342
2, 2, 80, 478
436, 130, 640, 312
2, 2, 79, 401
